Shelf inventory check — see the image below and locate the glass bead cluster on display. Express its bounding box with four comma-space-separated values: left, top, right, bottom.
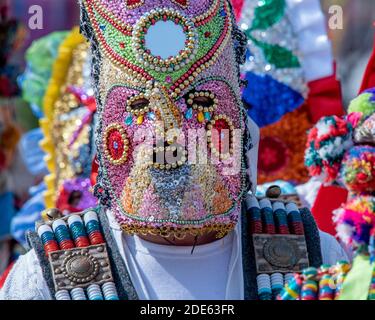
103, 123, 130, 165
207, 114, 235, 160
186, 90, 218, 122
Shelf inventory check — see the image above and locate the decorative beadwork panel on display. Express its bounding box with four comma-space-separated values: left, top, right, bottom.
253, 234, 309, 274
38, 211, 119, 300
49, 244, 113, 291
245, 195, 312, 300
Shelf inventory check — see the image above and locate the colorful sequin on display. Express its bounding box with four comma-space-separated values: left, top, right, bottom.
103, 123, 130, 165
80, 0, 248, 238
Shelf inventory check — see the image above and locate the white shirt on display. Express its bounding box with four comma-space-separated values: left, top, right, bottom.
122, 232, 238, 300
116, 216, 243, 300
0, 211, 348, 300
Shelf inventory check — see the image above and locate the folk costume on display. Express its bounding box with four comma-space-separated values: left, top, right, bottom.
0, 0, 346, 300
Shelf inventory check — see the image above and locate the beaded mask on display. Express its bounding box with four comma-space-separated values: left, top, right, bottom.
80, 0, 250, 238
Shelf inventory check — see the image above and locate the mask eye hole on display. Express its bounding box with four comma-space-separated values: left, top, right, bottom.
131, 98, 149, 110
127, 93, 150, 115
186, 91, 218, 112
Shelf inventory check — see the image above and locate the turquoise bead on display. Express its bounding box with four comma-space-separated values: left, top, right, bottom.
185, 108, 193, 120
204, 112, 211, 120
125, 115, 133, 125
147, 112, 156, 121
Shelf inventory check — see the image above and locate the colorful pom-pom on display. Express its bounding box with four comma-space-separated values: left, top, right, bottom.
305, 116, 353, 182
334, 196, 375, 254
278, 261, 352, 300
348, 88, 375, 121
354, 113, 375, 145
340, 146, 375, 194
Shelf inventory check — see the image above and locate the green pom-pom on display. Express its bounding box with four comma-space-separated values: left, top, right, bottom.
348, 93, 375, 119
20, 31, 69, 112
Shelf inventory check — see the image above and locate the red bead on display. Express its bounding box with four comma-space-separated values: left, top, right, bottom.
251, 221, 263, 234
89, 231, 105, 245
173, 0, 187, 7
278, 226, 290, 235
44, 241, 59, 254
59, 239, 75, 250
264, 224, 276, 234
75, 236, 90, 248
291, 222, 304, 235
126, 0, 143, 7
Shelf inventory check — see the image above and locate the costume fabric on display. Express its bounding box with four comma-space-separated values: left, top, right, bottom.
0, 211, 347, 300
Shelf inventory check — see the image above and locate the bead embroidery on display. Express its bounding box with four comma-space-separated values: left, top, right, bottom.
103, 124, 130, 165
125, 0, 145, 10
37, 211, 119, 300
171, 0, 189, 9
207, 114, 234, 160
82, 0, 232, 91
127, 93, 151, 116
186, 90, 218, 122
132, 8, 198, 72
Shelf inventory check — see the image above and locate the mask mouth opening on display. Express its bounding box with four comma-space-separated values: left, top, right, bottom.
152, 141, 187, 170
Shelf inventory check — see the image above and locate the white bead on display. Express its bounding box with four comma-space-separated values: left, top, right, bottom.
52, 219, 67, 232
84, 211, 99, 225
259, 198, 272, 209
272, 202, 286, 211
37, 224, 53, 237
87, 284, 104, 300
245, 194, 260, 210
286, 203, 299, 214
284, 273, 294, 285
55, 290, 71, 300
102, 282, 119, 300
257, 274, 271, 292
271, 273, 284, 286
71, 288, 86, 300
68, 215, 84, 227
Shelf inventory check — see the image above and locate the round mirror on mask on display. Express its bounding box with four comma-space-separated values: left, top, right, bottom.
133, 8, 198, 72
145, 21, 186, 60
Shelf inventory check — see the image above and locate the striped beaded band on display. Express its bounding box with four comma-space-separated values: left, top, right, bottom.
37, 210, 119, 301
245, 194, 309, 300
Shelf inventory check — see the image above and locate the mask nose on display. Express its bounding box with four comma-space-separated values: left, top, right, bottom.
149, 85, 182, 130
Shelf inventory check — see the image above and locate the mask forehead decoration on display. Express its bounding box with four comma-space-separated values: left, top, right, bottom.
80, 0, 250, 238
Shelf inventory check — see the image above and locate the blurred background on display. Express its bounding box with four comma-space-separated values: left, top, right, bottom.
322, 0, 375, 104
